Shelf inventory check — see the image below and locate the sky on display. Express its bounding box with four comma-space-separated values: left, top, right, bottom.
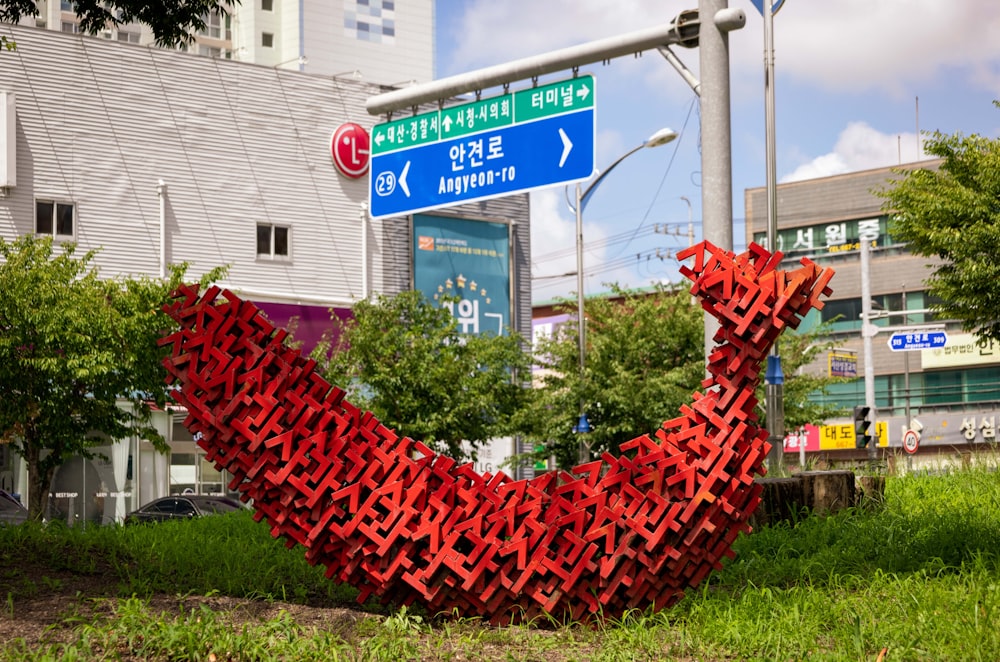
432, 0, 1000, 304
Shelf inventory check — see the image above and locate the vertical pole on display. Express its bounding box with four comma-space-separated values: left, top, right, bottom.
157, 180, 167, 280
575, 183, 587, 464
860, 237, 878, 461
575, 183, 585, 385
762, 0, 784, 472
360, 203, 369, 300
699, 0, 735, 361
903, 287, 911, 427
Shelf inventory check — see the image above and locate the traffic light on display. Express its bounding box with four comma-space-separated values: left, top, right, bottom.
854, 405, 873, 448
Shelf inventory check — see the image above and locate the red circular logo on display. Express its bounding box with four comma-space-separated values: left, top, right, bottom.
331, 123, 370, 179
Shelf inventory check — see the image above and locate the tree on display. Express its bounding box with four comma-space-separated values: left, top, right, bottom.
311, 290, 532, 461
527, 285, 847, 469
878, 109, 1000, 343
527, 286, 705, 469
0, 235, 224, 520
0, 0, 238, 47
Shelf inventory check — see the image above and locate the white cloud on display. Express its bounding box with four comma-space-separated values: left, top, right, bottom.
529, 188, 644, 302
441, 0, 1000, 96
764, 0, 1000, 96
781, 121, 928, 182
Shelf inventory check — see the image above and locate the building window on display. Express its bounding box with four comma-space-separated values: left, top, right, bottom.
36, 200, 75, 238
60, 21, 79, 33
256, 223, 289, 258
60, 1, 74, 11
198, 12, 223, 39
261, 32, 274, 48
117, 30, 141, 44
262, 0, 274, 10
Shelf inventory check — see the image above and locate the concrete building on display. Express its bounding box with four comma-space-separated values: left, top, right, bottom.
18, 0, 434, 83
0, 25, 531, 522
745, 163, 1000, 467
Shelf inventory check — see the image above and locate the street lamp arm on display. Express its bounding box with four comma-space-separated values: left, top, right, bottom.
578, 144, 646, 212
570, 127, 678, 214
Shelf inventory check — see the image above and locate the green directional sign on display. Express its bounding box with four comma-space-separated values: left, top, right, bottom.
371, 74, 595, 156
371, 113, 441, 155
440, 94, 514, 141
512, 76, 595, 123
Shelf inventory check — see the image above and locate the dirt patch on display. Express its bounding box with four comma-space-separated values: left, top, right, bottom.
0, 562, 371, 650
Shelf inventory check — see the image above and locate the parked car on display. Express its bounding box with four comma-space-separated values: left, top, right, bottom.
0, 489, 29, 525
124, 494, 244, 525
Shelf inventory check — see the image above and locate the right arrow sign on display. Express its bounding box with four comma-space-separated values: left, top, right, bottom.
888, 330, 948, 352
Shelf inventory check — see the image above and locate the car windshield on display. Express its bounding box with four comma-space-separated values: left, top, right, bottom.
193, 497, 241, 514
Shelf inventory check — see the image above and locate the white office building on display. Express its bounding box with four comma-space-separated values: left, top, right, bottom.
18, 0, 435, 84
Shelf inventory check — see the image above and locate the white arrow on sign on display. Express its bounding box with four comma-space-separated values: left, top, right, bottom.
441, 115, 453, 133
399, 161, 411, 198
558, 128, 573, 168
576, 84, 591, 102
374, 133, 385, 147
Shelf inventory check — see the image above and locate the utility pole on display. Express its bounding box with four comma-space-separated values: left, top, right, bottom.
699, 0, 737, 361
761, 0, 784, 472
860, 237, 879, 462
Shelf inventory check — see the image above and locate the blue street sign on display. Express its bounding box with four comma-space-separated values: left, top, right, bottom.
888, 330, 948, 352
750, 0, 787, 15
369, 108, 595, 219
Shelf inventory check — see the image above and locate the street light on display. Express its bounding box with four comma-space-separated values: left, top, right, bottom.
568, 126, 678, 462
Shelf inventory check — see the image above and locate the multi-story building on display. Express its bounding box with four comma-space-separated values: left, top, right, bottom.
0, 25, 530, 522
745, 163, 1000, 466
18, 0, 434, 83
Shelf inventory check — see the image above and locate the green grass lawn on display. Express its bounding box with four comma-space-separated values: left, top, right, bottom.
4, 465, 1000, 660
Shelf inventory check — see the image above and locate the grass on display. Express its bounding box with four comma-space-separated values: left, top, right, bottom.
4, 466, 1000, 660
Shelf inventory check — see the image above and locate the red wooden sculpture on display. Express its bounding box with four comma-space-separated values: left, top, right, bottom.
160, 241, 833, 622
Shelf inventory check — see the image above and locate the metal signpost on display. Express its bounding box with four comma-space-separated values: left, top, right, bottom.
369, 76, 596, 219
888, 330, 948, 352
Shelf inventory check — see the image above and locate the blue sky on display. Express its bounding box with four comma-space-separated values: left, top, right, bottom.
433, 0, 1000, 303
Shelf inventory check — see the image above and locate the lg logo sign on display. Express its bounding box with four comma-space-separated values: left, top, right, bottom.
331, 123, 370, 179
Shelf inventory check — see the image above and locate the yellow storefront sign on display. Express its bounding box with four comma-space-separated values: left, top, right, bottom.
819, 422, 888, 450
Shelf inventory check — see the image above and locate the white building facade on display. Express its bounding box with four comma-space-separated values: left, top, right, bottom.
20, 0, 435, 83
0, 25, 531, 523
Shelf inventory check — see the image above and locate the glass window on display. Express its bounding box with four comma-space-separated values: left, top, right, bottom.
35, 201, 53, 234
56, 203, 74, 235
256, 223, 290, 259
256, 224, 271, 255
195, 497, 241, 514
262, 0, 273, 10
35, 200, 74, 237
174, 499, 197, 515
148, 499, 176, 513
199, 12, 223, 39
273, 226, 288, 255
262, 32, 274, 48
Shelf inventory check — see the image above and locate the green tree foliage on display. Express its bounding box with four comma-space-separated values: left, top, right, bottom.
526, 286, 705, 469
527, 286, 847, 469
0, 235, 224, 520
0, 0, 238, 47
311, 290, 532, 461
878, 109, 1000, 343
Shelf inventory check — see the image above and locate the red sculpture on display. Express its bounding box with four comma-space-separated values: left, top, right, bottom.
160, 241, 833, 622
